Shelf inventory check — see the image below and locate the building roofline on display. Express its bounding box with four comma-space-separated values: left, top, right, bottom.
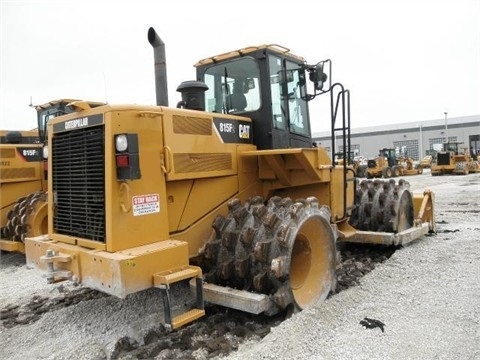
313, 114, 480, 139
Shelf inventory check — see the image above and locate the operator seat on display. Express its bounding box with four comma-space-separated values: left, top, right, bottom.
228, 80, 248, 112
228, 92, 247, 112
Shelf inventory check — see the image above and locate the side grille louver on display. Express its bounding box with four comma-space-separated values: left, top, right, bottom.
52, 126, 106, 242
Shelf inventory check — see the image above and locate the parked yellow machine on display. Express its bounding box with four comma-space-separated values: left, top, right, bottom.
25, 28, 435, 330
419, 155, 433, 169
1, 105, 52, 252
336, 151, 367, 178
431, 142, 480, 175
0, 129, 39, 143
0, 100, 104, 253
394, 156, 423, 176
366, 148, 422, 178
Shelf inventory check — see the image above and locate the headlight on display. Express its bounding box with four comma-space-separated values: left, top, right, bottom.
115, 134, 128, 152
42, 145, 48, 159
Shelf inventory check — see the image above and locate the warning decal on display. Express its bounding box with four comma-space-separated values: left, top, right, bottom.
132, 194, 160, 216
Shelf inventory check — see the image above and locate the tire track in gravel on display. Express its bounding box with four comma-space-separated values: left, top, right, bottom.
0, 241, 409, 359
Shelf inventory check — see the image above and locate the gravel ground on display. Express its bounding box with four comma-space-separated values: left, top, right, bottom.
1, 170, 479, 360
223, 171, 480, 360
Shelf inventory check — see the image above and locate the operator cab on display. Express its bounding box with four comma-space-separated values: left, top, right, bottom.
34, 99, 105, 142
195, 45, 326, 150
0, 99, 95, 145
442, 142, 462, 155
379, 148, 398, 168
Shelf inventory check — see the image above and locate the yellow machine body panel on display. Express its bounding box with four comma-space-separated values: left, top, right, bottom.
0, 142, 45, 251
243, 148, 354, 222
0, 129, 39, 140
161, 109, 244, 180
45, 105, 170, 252
0, 143, 43, 188
167, 176, 238, 231
26, 235, 190, 297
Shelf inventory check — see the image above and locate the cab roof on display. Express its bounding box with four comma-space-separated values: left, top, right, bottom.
34, 99, 105, 111
195, 44, 306, 67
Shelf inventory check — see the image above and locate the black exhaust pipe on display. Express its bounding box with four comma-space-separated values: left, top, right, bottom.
147, 27, 168, 106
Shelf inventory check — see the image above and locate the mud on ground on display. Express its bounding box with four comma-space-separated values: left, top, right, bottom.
0, 243, 393, 359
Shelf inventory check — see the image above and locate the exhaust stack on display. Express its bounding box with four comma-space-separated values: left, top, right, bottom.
147, 27, 168, 106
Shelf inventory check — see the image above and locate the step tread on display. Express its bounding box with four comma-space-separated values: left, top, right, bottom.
154, 266, 201, 285
172, 308, 206, 329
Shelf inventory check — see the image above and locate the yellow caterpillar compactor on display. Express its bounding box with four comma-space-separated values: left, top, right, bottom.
366, 148, 422, 178
1, 100, 75, 252
430, 142, 480, 175
0, 100, 104, 253
0, 129, 46, 253
25, 28, 435, 330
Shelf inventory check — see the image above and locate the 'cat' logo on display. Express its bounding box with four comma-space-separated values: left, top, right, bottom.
239, 124, 250, 139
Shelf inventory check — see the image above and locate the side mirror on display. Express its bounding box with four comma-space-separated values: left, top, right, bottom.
309, 62, 328, 90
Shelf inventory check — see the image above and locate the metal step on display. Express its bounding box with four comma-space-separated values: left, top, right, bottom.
171, 308, 206, 330
154, 266, 205, 330
154, 266, 201, 286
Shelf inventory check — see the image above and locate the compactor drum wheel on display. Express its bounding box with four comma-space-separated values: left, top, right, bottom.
382, 167, 393, 178
455, 161, 468, 175
2, 191, 48, 242
200, 196, 337, 315
392, 166, 401, 177
356, 165, 367, 178
349, 179, 414, 233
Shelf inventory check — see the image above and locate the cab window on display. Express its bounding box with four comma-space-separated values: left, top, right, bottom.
268, 55, 310, 137
203, 57, 261, 114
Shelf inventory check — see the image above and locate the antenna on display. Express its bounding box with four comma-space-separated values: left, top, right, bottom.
29, 96, 33, 107
103, 72, 108, 104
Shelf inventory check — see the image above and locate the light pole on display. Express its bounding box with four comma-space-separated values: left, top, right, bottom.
444, 112, 448, 143
418, 123, 423, 160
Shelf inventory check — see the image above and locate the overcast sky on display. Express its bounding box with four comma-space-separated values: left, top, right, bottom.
1, 0, 479, 134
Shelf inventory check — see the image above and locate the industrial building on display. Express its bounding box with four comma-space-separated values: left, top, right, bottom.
313, 114, 480, 161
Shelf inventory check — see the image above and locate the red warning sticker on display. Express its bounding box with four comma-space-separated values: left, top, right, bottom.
132, 194, 160, 216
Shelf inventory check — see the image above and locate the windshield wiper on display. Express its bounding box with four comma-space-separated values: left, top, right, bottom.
222, 67, 231, 114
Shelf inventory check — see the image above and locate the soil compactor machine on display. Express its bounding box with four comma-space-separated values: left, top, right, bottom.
431, 142, 480, 175
1, 100, 78, 253
25, 28, 435, 330
366, 148, 422, 178
1, 128, 46, 253
0, 100, 104, 253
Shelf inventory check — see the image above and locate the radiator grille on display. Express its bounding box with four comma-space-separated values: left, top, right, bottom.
437, 152, 450, 166
52, 126, 105, 242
